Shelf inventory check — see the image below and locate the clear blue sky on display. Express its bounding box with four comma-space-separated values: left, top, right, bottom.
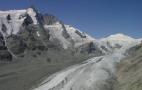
0, 0, 142, 38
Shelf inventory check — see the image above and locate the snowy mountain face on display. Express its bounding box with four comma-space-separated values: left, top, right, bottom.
0, 8, 46, 61
0, 7, 96, 49
0, 8, 140, 62
0, 8, 38, 36
0, 8, 105, 62
44, 24, 95, 49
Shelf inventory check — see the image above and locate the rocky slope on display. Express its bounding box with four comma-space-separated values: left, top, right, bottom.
114, 44, 142, 90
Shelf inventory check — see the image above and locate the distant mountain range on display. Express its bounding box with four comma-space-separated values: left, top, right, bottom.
0, 7, 141, 90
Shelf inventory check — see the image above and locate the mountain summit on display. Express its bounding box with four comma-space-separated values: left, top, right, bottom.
106, 33, 134, 41
0, 7, 104, 62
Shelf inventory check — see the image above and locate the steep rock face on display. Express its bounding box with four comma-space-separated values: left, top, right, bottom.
6, 25, 49, 57
77, 41, 103, 56
43, 14, 59, 25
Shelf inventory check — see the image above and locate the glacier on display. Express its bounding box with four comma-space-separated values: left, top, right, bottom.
33, 38, 140, 90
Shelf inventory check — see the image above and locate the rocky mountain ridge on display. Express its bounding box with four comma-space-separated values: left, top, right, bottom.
0, 8, 141, 62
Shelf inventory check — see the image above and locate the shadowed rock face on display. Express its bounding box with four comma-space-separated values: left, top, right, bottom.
78, 41, 104, 56
43, 14, 59, 25
0, 32, 12, 61
0, 8, 58, 60
1, 24, 7, 33
75, 30, 86, 38
6, 35, 26, 55
23, 14, 34, 26
61, 25, 70, 39
5, 24, 50, 58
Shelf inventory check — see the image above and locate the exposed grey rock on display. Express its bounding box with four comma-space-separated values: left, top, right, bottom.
6, 34, 27, 55
0, 32, 12, 61
125, 44, 142, 56
0, 51, 12, 61
101, 45, 109, 52
1, 24, 7, 33
78, 42, 104, 56
6, 14, 11, 21
75, 30, 86, 38
43, 14, 59, 25
23, 14, 33, 26
62, 25, 70, 39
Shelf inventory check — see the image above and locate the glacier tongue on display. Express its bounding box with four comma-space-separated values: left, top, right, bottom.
33, 53, 122, 90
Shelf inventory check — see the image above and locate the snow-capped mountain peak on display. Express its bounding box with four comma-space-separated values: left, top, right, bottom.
0, 8, 141, 58
98, 33, 140, 53
0, 8, 98, 52
0, 8, 38, 36
105, 33, 134, 41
